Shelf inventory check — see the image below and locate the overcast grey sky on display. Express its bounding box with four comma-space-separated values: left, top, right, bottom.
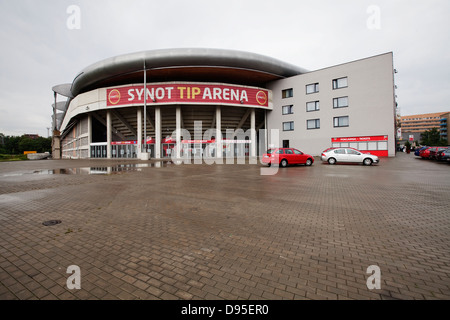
0, 0, 449, 137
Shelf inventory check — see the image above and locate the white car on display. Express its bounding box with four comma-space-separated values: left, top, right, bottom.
321, 147, 379, 166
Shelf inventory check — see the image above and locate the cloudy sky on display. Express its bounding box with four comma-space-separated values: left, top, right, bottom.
0, 0, 449, 137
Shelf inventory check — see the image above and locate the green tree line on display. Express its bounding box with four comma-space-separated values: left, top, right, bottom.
420, 128, 448, 147
0, 134, 52, 154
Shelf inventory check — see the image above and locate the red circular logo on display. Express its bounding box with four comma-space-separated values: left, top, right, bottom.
256, 91, 267, 105
108, 89, 121, 105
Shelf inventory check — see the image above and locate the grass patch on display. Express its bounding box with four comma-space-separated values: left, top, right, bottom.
0, 154, 28, 162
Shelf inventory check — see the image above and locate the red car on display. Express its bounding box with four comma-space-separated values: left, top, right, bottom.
429, 147, 448, 160
420, 147, 447, 159
262, 148, 314, 167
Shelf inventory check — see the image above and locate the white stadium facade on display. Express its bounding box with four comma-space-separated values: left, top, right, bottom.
51, 48, 397, 160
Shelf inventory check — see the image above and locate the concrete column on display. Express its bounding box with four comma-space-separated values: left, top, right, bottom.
106, 110, 112, 159
137, 108, 142, 156
250, 109, 256, 159
265, 110, 269, 151
155, 106, 161, 159
176, 106, 181, 159
216, 106, 222, 160
87, 114, 92, 158
52, 130, 61, 159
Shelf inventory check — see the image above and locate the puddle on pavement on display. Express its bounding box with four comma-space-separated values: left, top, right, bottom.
1, 161, 175, 176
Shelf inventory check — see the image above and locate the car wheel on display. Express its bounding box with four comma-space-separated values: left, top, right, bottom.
305, 158, 313, 166
363, 158, 373, 166
280, 159, 288, 167
328, 158, 336, 165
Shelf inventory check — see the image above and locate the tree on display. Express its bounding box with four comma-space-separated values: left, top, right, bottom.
0, 133, 5, 153
420, 128, 447, 146
404, 140, 411, 152
0, 135, 52, 154
34, 137, 52, 153
18, 136, 35, 153
4, 136, 21, 154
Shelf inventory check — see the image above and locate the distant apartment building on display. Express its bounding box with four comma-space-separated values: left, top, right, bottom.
440, 112, 450, 144
399, 111, 450, 145
400, 112, 447, 133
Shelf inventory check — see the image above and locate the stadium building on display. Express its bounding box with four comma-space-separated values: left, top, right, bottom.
52, 48, 397, 160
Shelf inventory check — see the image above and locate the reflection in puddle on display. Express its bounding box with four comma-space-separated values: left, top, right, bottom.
54, 161, 175, 174
1, 161, 175, 176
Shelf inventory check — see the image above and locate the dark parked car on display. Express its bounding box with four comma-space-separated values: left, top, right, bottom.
420, 147, 445, 159
436, 148, 450, 161
428, 147, 448, 160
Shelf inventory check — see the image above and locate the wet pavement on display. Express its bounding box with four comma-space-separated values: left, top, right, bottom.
0, 153, 449, 300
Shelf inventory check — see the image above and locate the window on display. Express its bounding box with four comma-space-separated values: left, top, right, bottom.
285, 149, 293, 154
276, 149, 284, 154
378, 141, 388, 150
306, 101, 320, 112
283, 121, 294, 131
293, 149, 303, 155
334, 149, 346, 154
307, 119, 320, 130
334, 116, 349, 127
282, 105, 293, 115
282, 88, 293, 98
368, 142, 377, 150
333, 97, 349, 108
358, 142, 368, 150
306, 83, 319, 94
333, 77, 348, 89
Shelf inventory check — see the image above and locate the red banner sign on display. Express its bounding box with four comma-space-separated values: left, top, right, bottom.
107, 83, 269, 108
143, 138, 251, 144
144, 137, 175, 144
111, 141, 137, 145
332, 135, 388, 143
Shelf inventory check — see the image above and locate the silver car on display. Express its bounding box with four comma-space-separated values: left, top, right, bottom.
321, 148, 379, 166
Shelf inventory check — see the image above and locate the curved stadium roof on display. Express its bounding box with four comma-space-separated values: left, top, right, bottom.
67, 48, 307, 97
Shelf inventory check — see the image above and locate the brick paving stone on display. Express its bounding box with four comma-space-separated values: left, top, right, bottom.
0, 154, 449, 300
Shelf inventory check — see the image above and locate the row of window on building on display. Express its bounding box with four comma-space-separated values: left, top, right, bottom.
404, 117, 442, 121
281, 76, 349, 132
283, 116, 349, 131
281, 77, 348, 99
282, 96, 349, 115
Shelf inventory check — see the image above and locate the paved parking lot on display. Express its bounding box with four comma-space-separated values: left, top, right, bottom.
0, 153, 449, 300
